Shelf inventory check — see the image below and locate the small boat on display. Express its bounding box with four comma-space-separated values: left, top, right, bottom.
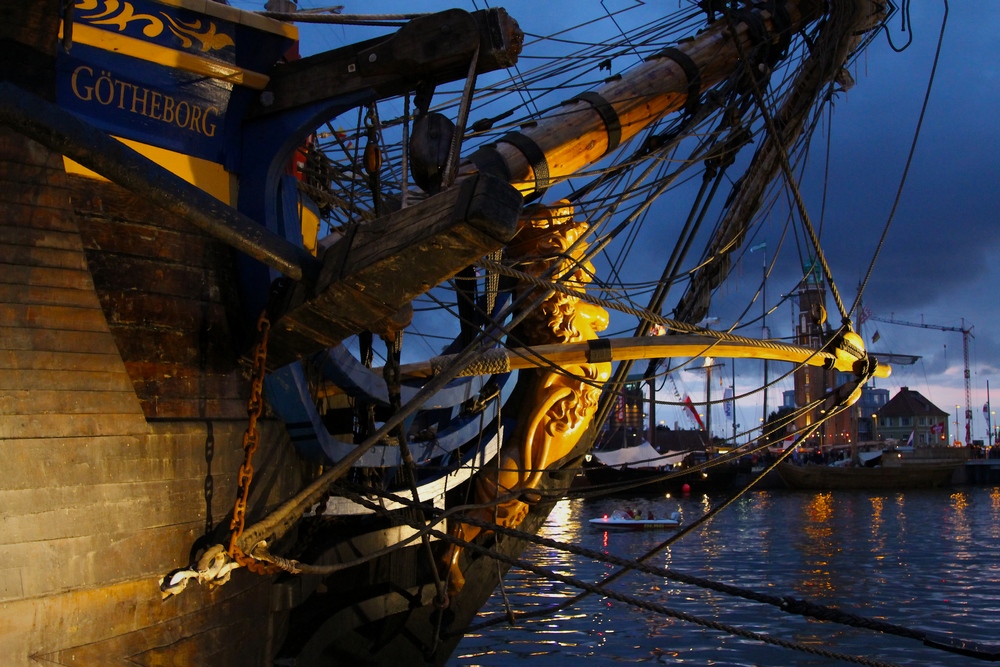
589, 509, 682, 530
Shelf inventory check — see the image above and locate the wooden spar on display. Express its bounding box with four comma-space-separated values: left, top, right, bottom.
459, 0, 824, 196
358, 332, 891, 382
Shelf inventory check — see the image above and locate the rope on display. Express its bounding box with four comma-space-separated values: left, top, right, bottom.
430, 348, 511, 377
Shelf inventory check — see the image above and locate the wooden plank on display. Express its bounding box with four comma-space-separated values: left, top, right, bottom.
0, 388, 147, 415
114, 333, 239, 371
0, 201, 81, 233
0, 225, 85, 251
86, 253, 237, 301
0, 179, 74, 211
0, 523, 206, 587
0, 420, 286, 491
0, 478, 222, 545
0, 262, 95, 291
139, 397, 248, 420
0, 412, 149, 439
0, 368, 134, 392
68, 173, 204, 236
0, 282, 104, 308
76, 215, 230, 265
0, 243, 90, 271
0, 302, 111, 331
0, 326, 122, 355
0, 349, 128, 372
97, 292, 235, 333
0, 572, 270, 667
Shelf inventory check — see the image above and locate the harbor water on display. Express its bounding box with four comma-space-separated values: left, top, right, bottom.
451, 486, 1000, 666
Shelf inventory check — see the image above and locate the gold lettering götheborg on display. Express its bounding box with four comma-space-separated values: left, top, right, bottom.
71, 65, 220, 137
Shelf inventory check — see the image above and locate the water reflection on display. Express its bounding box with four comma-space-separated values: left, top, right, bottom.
454, 488, 1000, 666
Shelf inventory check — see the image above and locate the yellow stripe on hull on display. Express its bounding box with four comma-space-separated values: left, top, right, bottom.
63, 136, 233, 204
63, 23, 271, 89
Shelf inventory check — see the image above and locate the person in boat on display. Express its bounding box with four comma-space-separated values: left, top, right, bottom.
647, 510, 655, 520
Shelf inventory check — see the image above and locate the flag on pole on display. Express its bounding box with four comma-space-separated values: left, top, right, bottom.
871, 330, 881, 343
683, 395, 705, 430
858, 305, 873, 326
906, 430, 914, 447
723, 387, 733, 418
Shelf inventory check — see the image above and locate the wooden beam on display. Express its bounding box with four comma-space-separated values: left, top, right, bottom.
252, 8, 522, 117
392, 334, 891, 380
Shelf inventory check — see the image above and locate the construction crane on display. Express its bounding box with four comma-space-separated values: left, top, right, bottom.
869, 315, 974, 444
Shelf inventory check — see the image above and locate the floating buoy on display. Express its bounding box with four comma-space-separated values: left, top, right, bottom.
682, 483, 691, 494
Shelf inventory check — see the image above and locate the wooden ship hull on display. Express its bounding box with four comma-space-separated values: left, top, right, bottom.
775, 461, 961, 491
776, 448, 968, 491
582, 456, 752, 497
1, 1, 893, 665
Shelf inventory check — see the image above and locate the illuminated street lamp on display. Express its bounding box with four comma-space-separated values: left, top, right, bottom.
955, 404, 961, 445
871, 413, 878, 442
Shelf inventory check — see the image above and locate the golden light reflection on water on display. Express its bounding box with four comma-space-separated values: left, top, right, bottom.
992, 487, 1000, 541
792, 493, 839, 597
869, 496, 886, 561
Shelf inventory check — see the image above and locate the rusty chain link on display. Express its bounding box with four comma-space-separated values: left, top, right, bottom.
227, 310, 280, 575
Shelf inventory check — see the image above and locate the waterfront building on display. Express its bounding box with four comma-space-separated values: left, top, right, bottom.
875, 387, 950, 446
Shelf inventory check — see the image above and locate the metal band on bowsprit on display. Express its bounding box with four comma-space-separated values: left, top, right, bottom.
562, 91, 622, 156
646, 46, 702, 116
586, 338, 614, 364
496, 131, 550, 194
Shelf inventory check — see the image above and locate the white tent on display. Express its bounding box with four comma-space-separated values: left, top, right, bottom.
593, 442, 692, 469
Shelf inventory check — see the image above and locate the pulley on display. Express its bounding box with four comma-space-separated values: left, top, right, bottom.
408, 112, 455, 194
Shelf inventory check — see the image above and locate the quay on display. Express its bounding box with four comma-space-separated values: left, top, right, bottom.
960, 459, 1000, 485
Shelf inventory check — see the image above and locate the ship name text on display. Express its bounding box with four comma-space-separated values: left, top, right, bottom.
70, 66, 219, 137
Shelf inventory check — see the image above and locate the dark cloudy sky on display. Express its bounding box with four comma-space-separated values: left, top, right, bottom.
249, 1, 999, 441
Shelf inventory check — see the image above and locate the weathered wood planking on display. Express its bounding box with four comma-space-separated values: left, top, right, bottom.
0, 135, 148, 443
0, 6, 303, 664
0, 568, 273, 667
69, 175, 249, 419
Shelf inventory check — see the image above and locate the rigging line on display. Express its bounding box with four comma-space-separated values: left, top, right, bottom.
724, 12, 850, 325
600, 0, 645, 64
818, 95, 833, 238
343, 498, 899, 667
850, 0, 948, 320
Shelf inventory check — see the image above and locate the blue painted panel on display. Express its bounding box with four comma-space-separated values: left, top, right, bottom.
56, 45, 232, 163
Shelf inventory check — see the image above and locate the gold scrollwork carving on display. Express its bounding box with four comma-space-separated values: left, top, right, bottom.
163, 14, 235, 52
76, 0, 235, 52
442, 201, 611, 594
78, 0, 164, 38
